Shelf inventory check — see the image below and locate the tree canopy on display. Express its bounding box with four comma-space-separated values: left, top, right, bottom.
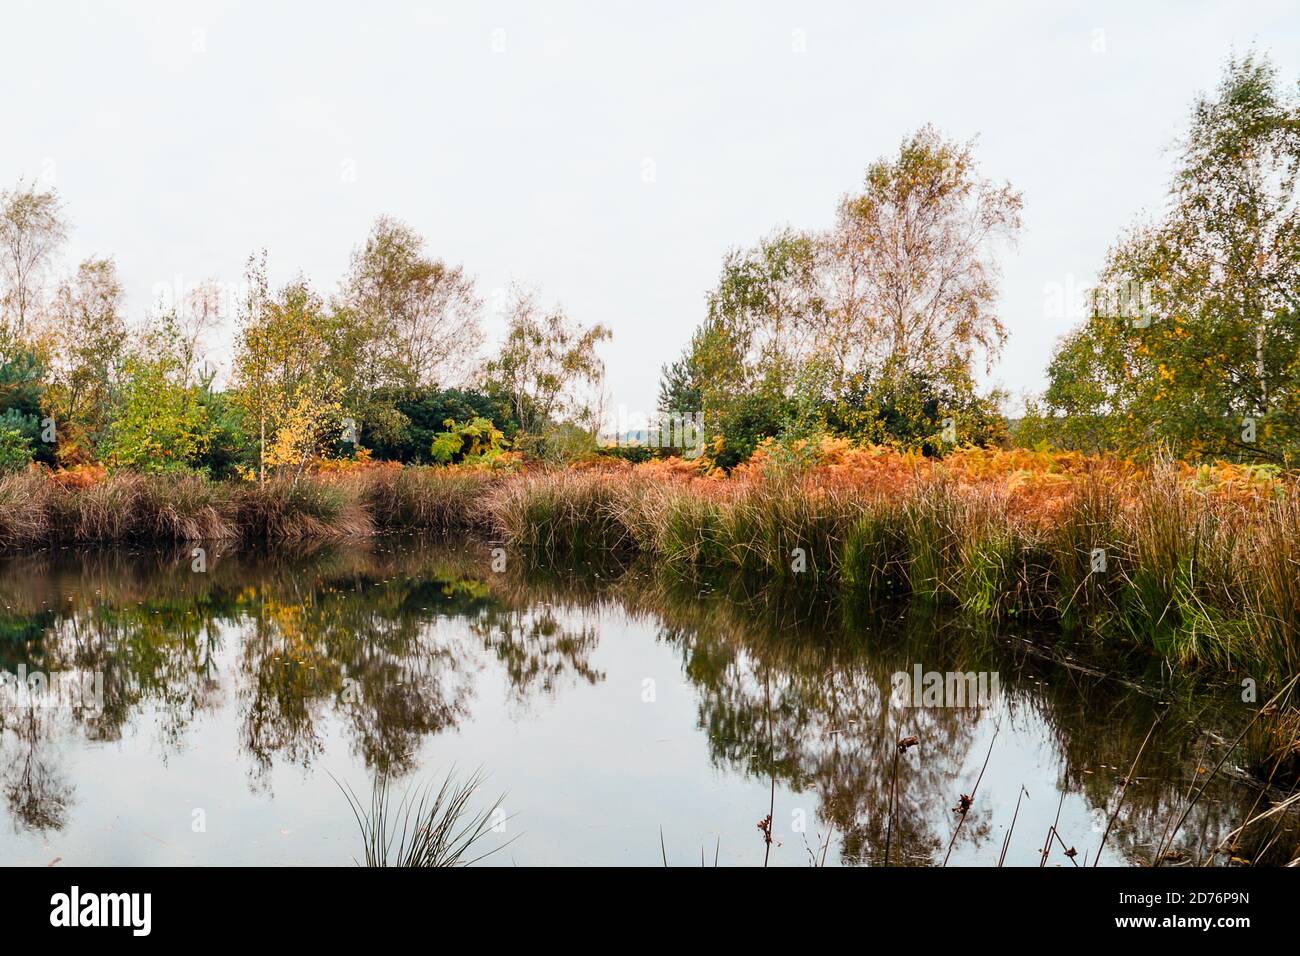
1026, 53, 1300, 464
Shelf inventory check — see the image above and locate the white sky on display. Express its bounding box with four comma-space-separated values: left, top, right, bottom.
3, 1, 1296, 417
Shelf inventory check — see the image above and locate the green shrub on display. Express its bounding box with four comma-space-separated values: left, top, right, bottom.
0, 424, 33, 473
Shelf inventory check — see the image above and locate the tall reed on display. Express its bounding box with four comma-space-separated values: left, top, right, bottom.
479, 455, 1300, 678
490, 470, 636, 558
335, 769, 508, 867
360, 465, 493, 533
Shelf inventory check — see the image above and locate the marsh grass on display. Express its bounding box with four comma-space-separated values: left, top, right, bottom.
361, 465, 491, 533
1235, 493, 1300, 677
841, 504, 910, 601
0, 472, 53, 547
900, 480, 965, 604
725, 477, 859, 580
957, 528, 1037, 621
1048, 476, 1127, 630
235, 477, 371, 540
135, 474, 235, 540
486, 460, 1300, 679
0, 467, 497, 544
490, 471, 635, 559
7, 455, 1300, 679
636, 483, 729, 566
1, 472, 238, 542
335, 768, 510, 868
50, 472, 151, 541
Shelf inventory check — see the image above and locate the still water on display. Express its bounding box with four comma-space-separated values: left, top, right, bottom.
0, 538, 1284, 866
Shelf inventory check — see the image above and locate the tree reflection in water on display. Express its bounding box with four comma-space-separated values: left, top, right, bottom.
0, 541, 1293, 864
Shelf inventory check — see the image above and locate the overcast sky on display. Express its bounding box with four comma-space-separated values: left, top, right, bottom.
3, 1, 1296, 417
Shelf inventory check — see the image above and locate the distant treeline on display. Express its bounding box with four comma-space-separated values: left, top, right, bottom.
1, 53, 1296, 478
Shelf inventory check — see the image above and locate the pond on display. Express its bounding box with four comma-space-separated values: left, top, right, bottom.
0, 538, 1287, 866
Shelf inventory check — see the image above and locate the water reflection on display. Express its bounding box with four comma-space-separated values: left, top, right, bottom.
640, 573, 1296, 865
0, 540, 1293, 865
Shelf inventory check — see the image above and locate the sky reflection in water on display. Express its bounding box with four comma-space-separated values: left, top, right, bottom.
0, 539, 1284, 866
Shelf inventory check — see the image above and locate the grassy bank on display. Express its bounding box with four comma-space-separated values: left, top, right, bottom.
0, 463, 494, 547
3, 444, 1299, 680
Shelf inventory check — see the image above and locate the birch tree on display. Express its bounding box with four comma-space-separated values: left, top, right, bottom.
0, 181, 67, 340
